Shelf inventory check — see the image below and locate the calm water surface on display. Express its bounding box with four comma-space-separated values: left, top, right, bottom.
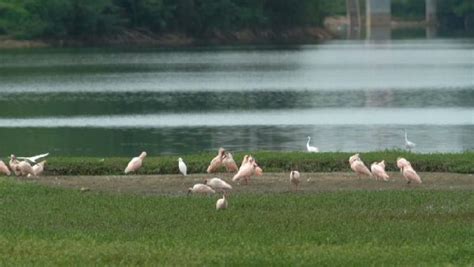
0, 39, 473, 156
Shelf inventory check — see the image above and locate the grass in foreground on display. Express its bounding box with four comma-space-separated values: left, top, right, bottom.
35, 151, 474, 176
0, 177, 473, 265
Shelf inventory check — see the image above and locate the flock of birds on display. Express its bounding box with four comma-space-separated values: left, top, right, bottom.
0, 131, 419, 211
122, 132, 421, 211
0, 153, 49, 178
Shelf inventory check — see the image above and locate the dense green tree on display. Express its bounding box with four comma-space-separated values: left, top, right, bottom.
0, 0, 472, 40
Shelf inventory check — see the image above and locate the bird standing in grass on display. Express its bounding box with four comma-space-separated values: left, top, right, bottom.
290, 171, 301, 191
9, 155, 20, 176
188, 183, 215, 195
0, 159, 10, 176
222, 152, 238, 172
216, 193, 228, 210
28, 160, 46, 177
17, 161, 35, 177
396, 157, 412, 174
306, 136, 319, 152
204, 177, 232, 192
178, 157, 187, 176
404, 130, 416, 151
207, 148, 226, 173
401, 165, 422, 184
232, 155, 262, 184
124, 151, 147, 174
370, 161, 389, 181
349, 154, 372, 178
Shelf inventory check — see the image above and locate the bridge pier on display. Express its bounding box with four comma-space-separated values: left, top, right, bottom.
425, 0, 437, 26
366, 0, 391, 40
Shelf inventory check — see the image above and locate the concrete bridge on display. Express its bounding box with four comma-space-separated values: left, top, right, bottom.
346, 0, 437, 39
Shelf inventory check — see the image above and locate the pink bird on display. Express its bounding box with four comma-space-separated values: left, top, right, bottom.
188, 183, 215, 195
124, 151, 147, 174
207, 148, 226, 173
396, 157, 412, 173
222, 152, 238, 172
0, 160, 11, 176
350, 157, 372, 178
232, 155, 254, 184
401, 166, 422, 184
232, 155, 263, 184
9, 154, 20, 176
370, 161, 389, 181
349, 153, 361, 165
16, 161, 35, 177
28, 160, 46, 177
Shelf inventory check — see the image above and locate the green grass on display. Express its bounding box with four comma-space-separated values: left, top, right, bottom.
0, 178, 473, 265
36, 151, 474, 176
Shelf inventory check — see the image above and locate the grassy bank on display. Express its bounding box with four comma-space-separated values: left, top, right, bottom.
0, 178, 472, 265
35, 151, 474, 176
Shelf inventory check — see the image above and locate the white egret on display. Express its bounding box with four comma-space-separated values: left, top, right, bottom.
306, 136, 319, 152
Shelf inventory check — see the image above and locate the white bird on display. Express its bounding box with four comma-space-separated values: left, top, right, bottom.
187, 183, 215, 195
124, 151, 147, 174
404, 130, 416, 151
290, 171, 301, 191
204, 177, 232, 191
178, 157, 187, 176
17, 152, 49, 165
216, 193, 228, 210
306, 136, 319, 152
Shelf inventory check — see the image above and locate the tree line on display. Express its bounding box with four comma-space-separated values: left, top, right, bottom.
0, 0, 344, 39
0, 0, 472, 40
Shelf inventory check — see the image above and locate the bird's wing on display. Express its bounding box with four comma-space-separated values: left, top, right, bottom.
17, 152, 49, 164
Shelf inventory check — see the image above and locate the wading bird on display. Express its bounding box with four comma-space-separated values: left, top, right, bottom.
124, 151, 147, 174
207, 148, 226, 173
0, 159, 11, 176
188, 183, 215, 195
216, 193, 228, 210
370, 161, 389, 181
290, 170, 301, 191
396, 157, 412, 174
306, 136, 319, 152
9, 155, 20, 176
28, 160, 46, 177
222, 152, 238, 172
401, 165, 422, 184
232, 155, 262, 184
349, 154, 372, 178
178, 157, 187, 176
404, 130, 416, 151
204, 177, 232, 192
16, 161, 35, 177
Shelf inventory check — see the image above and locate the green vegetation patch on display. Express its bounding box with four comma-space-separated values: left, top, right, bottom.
26, 151, 474, 176
0, 179, 472, 265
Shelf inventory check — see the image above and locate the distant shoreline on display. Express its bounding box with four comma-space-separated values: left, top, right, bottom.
0, 27, 333, 49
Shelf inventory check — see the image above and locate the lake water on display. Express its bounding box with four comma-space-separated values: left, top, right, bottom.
0, 38, 473, 156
